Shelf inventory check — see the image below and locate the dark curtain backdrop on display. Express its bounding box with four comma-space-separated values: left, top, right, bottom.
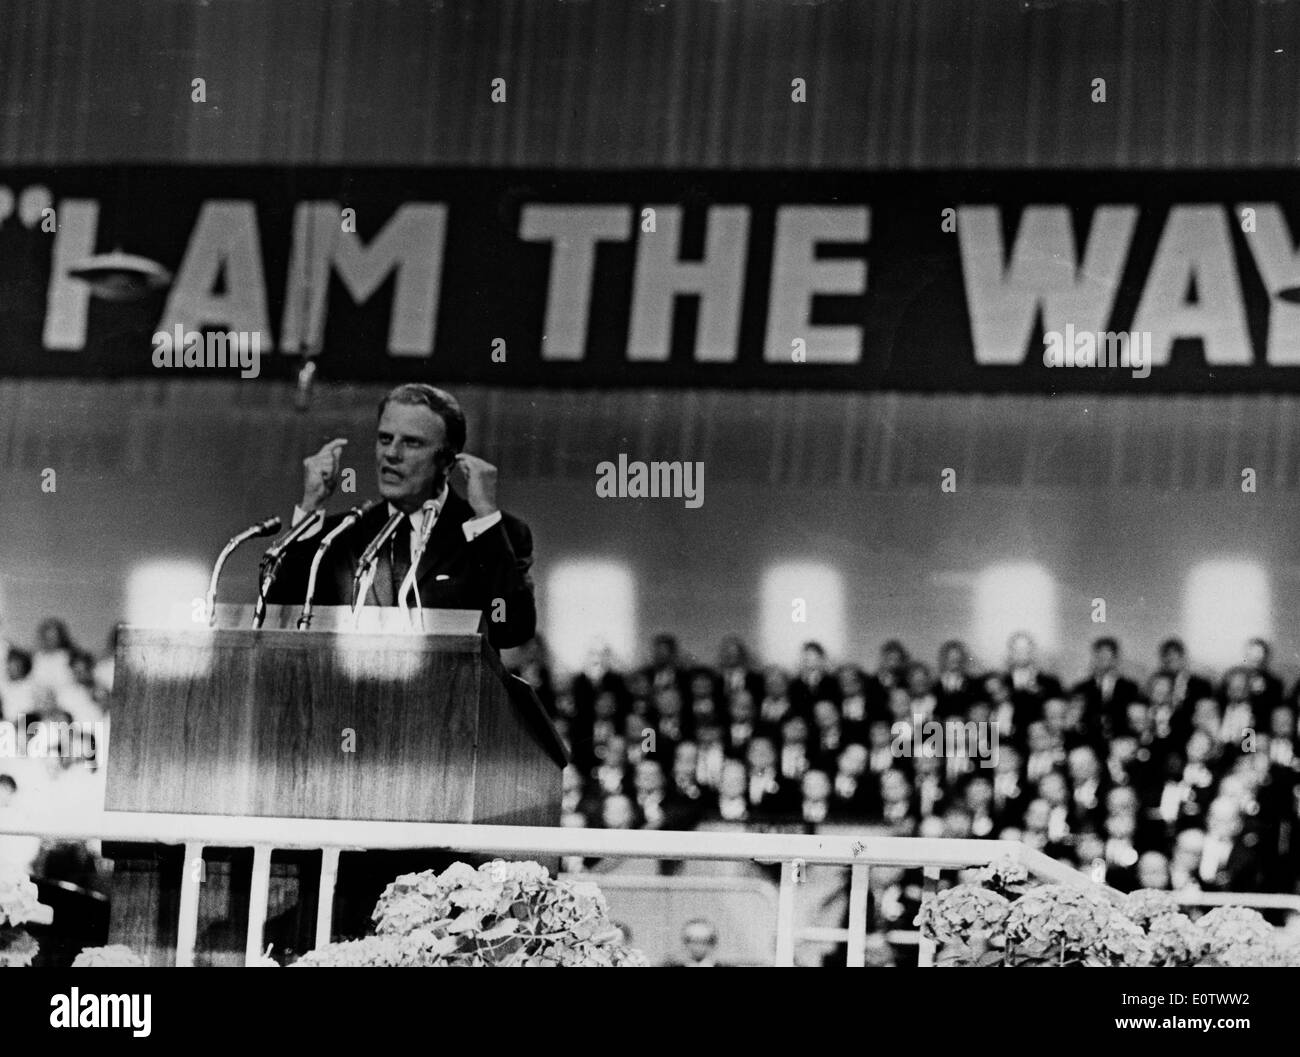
1, 0, 1298, 170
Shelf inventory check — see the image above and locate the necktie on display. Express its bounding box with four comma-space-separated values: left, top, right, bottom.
390, 516, 412, 600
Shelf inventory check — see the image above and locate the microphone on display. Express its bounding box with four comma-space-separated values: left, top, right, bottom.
397, 499, 440, 618
298, 500, 378, 629
205, 516, 282, 627
411, 498, 439, 564
252, 509, 325, 629
351, 508, 406, 606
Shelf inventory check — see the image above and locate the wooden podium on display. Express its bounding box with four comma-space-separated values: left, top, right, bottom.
107, 604, 565, 825
102, 604, 566, 963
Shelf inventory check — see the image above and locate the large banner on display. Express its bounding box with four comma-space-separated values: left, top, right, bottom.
3, 168, 1300, 391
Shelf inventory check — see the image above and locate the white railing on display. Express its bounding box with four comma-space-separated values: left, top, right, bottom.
1, 811, 1109, 967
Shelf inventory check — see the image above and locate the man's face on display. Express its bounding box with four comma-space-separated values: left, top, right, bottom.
1008, 634, 1034, 667
602, 796, 634, 829
682, 925, 717, 963
802, 770, 831, 799
635, 762, 664, 794
375, 402, 450, 512
747, 739, 775, 771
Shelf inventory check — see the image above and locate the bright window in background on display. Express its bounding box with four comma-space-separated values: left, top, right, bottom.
760, 563, 846, 666
1185, 561, 1271, 669
973, 562, 1058, 664
125, 560, 210, 627
546, 561, 636, 673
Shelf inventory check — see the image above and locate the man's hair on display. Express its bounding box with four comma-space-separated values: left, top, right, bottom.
1092, 636, 1119, 654
1159, 637, 1186, 656
0, 774, 16, 793
376, 384, 467, 454
682, 918, 718, 943
36, 618, 73, 651
6, 648, 32, 678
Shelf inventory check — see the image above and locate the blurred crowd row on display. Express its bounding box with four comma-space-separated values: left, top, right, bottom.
509, 632, 1300, 896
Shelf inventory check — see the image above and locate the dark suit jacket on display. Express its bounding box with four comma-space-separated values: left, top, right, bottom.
1072, 674, 1142, 734
264, 491, 536, 649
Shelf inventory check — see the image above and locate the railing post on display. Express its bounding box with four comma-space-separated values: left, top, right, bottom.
846, 863, 870, 967
315, 847, 340, 950
175, 841, 205, 968
775, 859, 804, 966
917, 866, 940, 967
246, 844, 273, 965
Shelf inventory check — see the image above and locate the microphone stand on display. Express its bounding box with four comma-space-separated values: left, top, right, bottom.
398, 499, 439, 631
205, 516, 282, 627
252, 510, 324, 629
350, 508, 406, 614
298, 501, 377, 629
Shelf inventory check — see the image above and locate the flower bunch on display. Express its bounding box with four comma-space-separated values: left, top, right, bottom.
1197, 906, 1277, 967
71, 945, 146, 968
1144, 913, 1211, 967
914, 884, 1011, 947
1003, 884, 1118, 965
0, 927, 39, 968
975, 857, 1031, 897
296, 860, 644, 968
294, 930, 457, 967
1121, 889, 1180, 930
1091, 912, 1154, 967
0, 868, 51, 968
0, 869, 50, 928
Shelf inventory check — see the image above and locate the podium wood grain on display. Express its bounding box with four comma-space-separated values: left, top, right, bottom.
106, 621, 563, 825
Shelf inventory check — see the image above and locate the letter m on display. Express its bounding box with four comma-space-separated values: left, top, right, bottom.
102, 995, 131, 1027
281, 203, 447, 356
653, 462, 683, 497
946, 720, 978, 757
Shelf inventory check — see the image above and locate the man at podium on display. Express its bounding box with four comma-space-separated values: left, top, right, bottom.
266, 383, 537, 649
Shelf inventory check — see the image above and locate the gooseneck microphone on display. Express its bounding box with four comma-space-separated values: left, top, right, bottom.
252, 509, 325, 629
352, 508, 406, 607
397, 499, 440, 618
205, 516, 282, 627
298, 500, 378, 629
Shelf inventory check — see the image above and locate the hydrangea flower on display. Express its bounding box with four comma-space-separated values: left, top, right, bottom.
1145, 913, 1211, 967
71, 945, 147, 968
308, 859, 644, 967
1003, 884, 1118, 963
1121, 889, 1180, 930
914, 883, 1011, 946
1093, 912, 1154, 966
1198, 906, 1278, 967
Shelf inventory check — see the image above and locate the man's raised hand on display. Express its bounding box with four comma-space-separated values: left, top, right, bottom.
300, 437, 348, 512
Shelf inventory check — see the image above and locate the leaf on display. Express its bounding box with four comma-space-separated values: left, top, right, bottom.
480, 919, 521, 940
446, 910, 486, 934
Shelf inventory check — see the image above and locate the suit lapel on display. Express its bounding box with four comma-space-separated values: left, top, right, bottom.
415, 491, 471, 593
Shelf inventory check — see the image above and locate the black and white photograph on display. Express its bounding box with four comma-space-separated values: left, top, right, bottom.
1, 0, 1298, 1033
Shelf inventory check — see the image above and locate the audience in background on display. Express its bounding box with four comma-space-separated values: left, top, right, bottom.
0, 617, 113, 893
533, 631, 1300, 898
